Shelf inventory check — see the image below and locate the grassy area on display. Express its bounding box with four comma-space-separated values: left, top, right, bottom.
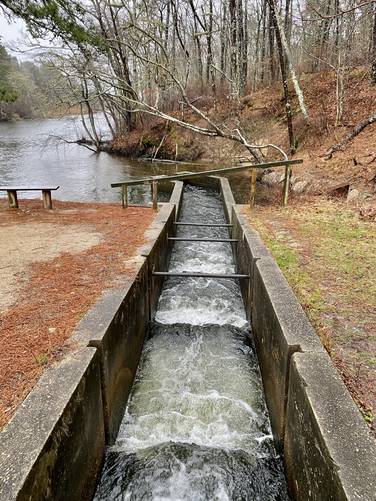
245, 199, 376, 431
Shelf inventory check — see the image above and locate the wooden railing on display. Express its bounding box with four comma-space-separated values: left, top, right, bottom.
111, 159, 303, 209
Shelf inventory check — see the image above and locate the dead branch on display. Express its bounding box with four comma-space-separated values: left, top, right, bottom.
324, 112, 376, 159
48, 134, 98, 153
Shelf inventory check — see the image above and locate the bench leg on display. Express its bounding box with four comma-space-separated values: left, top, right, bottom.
7, 190, 18, 209
42, 190, 53, 209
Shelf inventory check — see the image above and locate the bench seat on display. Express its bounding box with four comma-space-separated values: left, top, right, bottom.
0, 186, 60, 209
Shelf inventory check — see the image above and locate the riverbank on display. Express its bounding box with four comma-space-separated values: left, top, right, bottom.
0, 199, 156, 429
103, 68, 376, 215
244, 197, 376, 435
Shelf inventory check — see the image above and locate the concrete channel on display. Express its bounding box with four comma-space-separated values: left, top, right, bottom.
0, 178, 375, 500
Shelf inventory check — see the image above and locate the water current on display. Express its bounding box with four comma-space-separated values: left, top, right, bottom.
94, 185, 289, 500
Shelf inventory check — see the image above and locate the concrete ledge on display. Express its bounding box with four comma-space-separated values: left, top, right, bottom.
285, 352, 376, 500
141, 203, 176, 318
219, 177, 236, 223
72, 262, 150, 443
0, 348, 104, 501
252, 256, 324, 446
169, 181, 184, 220
231, 205, 272, 318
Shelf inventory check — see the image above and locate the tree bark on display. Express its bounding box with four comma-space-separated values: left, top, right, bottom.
268, 0, 295, 153
371, 4, 376, 83
267, 0, 309, 120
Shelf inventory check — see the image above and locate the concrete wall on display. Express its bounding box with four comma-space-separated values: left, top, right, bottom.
285, 352, 376, 501
0, 348, 104, 501
218, 177, 235, 223
72, 261, 150, 444
0, 193, 184, 500
251, 256, 324, 445
232, 204, 376, 500
169, 181, 184, 220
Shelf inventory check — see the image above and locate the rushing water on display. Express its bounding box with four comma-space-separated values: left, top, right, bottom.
94, 185, 289, 500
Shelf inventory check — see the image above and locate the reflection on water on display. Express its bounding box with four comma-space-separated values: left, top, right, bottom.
0, 115, 250, 204
0, 115, 176, 204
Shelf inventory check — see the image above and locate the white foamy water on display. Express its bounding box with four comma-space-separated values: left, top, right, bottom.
155, 186, 247, 327
114, 324, 271, 456
94, 185, 289, 501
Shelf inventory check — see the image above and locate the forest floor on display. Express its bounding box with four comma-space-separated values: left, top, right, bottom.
0, 199, 155, 429
243, 197, 376, 435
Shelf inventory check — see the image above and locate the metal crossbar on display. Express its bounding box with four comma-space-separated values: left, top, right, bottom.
174, 222, 232, 227
153, 272, 249, 279
168, 237, 237, 242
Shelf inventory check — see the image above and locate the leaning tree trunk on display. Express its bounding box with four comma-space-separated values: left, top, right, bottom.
325, 111, 376, 159
268, 0, 295, 154
267, 0, 309, 120
371, 4, 376, 83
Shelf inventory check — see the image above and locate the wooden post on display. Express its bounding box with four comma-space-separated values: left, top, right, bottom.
121, 185, 128, 208
151, 180, 158, 211
7, 190, 18, 209
282, 165, 291, 206
250, 169, 257, 208
42, 189, 53, 209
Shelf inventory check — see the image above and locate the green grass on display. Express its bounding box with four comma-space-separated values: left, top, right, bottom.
298, 206, 376, 307
250, 200, 376, 359
262, 234, 326, 324
33, 352, 49, 366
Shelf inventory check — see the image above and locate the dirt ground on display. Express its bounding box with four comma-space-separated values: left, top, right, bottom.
0, 199, 155, 429
245, 196, 376, 435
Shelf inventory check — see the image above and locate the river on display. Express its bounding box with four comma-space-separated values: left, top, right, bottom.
0, 115, 250, 205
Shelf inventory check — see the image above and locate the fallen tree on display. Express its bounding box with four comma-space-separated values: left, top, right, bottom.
324, 111, 376, 159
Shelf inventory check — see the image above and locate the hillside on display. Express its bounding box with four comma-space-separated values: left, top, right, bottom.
109, 68, 376, 216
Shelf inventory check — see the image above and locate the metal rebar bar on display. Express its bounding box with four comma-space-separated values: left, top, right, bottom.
168, 238, 238, 242
152, 272, 249, 279
173, 222, 232, 227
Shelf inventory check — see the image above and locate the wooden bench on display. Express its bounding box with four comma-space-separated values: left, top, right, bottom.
0, 186, 60, 209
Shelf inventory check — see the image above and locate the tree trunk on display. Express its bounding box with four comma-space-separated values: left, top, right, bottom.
325, 111, 376, 159
268, 5, 275, 82
260, 0, 267, 83
268, 1, 295, 153
229, 0, 238, 95
267, 0, 309, 120
371, 4, 376, 83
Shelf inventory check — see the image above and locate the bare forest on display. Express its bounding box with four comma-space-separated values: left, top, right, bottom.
1, 0, 375, 158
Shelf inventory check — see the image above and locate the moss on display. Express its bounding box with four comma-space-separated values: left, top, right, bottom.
141, 136, 157, 148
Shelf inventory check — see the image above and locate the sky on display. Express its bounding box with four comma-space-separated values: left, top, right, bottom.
0, 13, 53, 60
0, 15, 27, 47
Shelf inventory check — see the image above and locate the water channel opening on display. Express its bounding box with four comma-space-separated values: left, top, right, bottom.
94, 184, 289, 500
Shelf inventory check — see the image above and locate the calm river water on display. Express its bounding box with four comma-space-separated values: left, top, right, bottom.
0, 115, 179, 204
0, 115, 250, 205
